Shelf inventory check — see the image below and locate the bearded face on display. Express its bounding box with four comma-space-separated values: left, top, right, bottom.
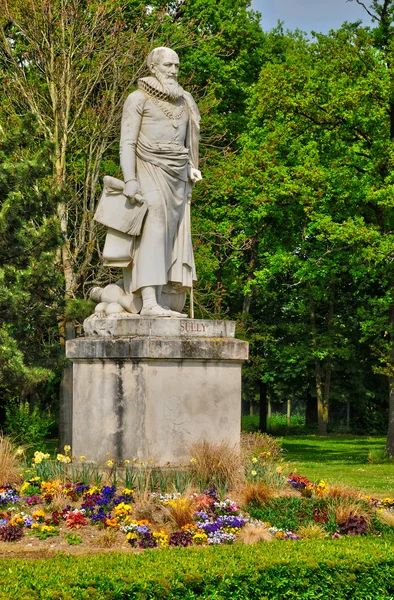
150, 49, 183, 100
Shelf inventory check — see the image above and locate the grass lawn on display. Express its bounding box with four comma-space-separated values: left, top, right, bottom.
281, 435, 394, 496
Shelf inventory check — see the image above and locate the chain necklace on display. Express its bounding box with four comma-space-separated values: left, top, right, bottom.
149, 95, 186, 129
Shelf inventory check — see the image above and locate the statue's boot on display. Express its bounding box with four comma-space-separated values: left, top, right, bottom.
140, 304, 173, 318
161, 306, 187, 318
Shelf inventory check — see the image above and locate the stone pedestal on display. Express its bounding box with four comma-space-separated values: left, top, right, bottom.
66, 317, 248, 465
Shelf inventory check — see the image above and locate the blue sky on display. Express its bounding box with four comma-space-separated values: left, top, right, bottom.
251, 0, 373, 33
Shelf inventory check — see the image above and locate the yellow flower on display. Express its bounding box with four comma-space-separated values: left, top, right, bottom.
124, 459, 130, 465
114, 503, 133, 518
16, 447, 24, 456
106, 459, 114, 467
132, 457, 138, 464
315, 480, 329, 497
153, 530, 169, 548
276, 466, 283, 474
192, 532, 208, 545
64, 445, 71, 455
251, 470, 257, 477
40, 480, 62, 496
79, 456, 86, 462
190, 457, 197, 464
252, 457, 258, 463
32, 509, 46, 522
106, 452, 111, 456
122, 488, 133, 496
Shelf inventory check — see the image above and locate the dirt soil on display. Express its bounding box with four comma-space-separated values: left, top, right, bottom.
0, 524, 140, 559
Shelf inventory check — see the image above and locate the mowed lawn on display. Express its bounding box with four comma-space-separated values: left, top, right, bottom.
281, 435, 394, 497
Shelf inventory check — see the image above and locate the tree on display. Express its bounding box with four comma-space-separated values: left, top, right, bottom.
0, 115, 61, 418
203, 14, 394, 441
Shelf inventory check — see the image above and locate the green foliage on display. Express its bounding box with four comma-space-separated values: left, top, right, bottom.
4, 401, 54, 450
0, 115, 62, 414
65, 533, 82, 545
242, 414, 307, 435
368, 448, 394, 464
64, 298, 95, 322
0, 538, 393, 598
248, 496, 338, 534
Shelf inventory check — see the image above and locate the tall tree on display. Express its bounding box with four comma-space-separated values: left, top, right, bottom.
0, 115, 61, 417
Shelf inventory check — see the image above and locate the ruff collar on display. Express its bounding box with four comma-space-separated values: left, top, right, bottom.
138, 76, 184, 102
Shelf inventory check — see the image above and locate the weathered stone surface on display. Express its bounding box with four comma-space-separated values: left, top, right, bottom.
82, 315, 235, 338
66, 336, 248, 361
67, 324, 248, 465
71, 358, 243, 465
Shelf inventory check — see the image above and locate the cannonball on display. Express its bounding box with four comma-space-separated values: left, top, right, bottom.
94, 302, 108, 314
101, 284, 126, 304
105, 302, 124, 315
90, 286, 103, 303
118, 294, 142, 314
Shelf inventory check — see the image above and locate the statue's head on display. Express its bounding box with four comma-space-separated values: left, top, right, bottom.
147, 47, 180, 88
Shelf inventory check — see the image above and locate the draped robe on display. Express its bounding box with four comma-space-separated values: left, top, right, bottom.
112, 80, 199, 294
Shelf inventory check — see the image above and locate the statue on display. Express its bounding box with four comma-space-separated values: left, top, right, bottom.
92, 47, 202, 318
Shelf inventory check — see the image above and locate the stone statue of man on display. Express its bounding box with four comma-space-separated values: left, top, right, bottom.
94, 46, 201, 318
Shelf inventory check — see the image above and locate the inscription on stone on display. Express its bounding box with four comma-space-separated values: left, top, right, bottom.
180, 321, 207, 333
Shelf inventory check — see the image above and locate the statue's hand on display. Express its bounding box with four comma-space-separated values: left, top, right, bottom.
123, 179, 143, 204
188, 167, 202, 185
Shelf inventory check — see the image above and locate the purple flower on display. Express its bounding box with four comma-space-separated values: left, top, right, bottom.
217, 515, 245, 529
284, 532, 300, 541
194, 511, 210, 521
23, 516, 34, 528
24, 495, 42, 505
0, 488, 19, 504
207, 531, 236, 545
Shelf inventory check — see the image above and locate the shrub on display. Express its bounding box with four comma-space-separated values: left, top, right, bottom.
240, 482, 274, 506
248, 496, 338, 533
0, 434, 23, 487
338, 515, 368, 536
0, 539, 393, 598
188, 440, 243, 493
166, 497, 194, 529
0, 524, 23, 542
241, 432, 283, 460
376, 510, 394, 529
5, 401, 54, 450
297, 523, 327, 539
237, 523, 273, 544
368, 448, 394, 464
334, 499, 372, 527
93, 529, 118, 548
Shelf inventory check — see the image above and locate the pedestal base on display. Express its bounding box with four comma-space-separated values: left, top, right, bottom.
66, 318, 248, 465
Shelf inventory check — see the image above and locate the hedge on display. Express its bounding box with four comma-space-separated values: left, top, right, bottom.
1, 536, 393, 599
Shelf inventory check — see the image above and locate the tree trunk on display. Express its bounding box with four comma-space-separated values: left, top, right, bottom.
305, 390, 317, 427
242, 239, 258, 316
310, 300, 328, 434
58, 321, 75, 451
287, 398, 291, 425
259, 380, 268, 433
387, 304, 394, 455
